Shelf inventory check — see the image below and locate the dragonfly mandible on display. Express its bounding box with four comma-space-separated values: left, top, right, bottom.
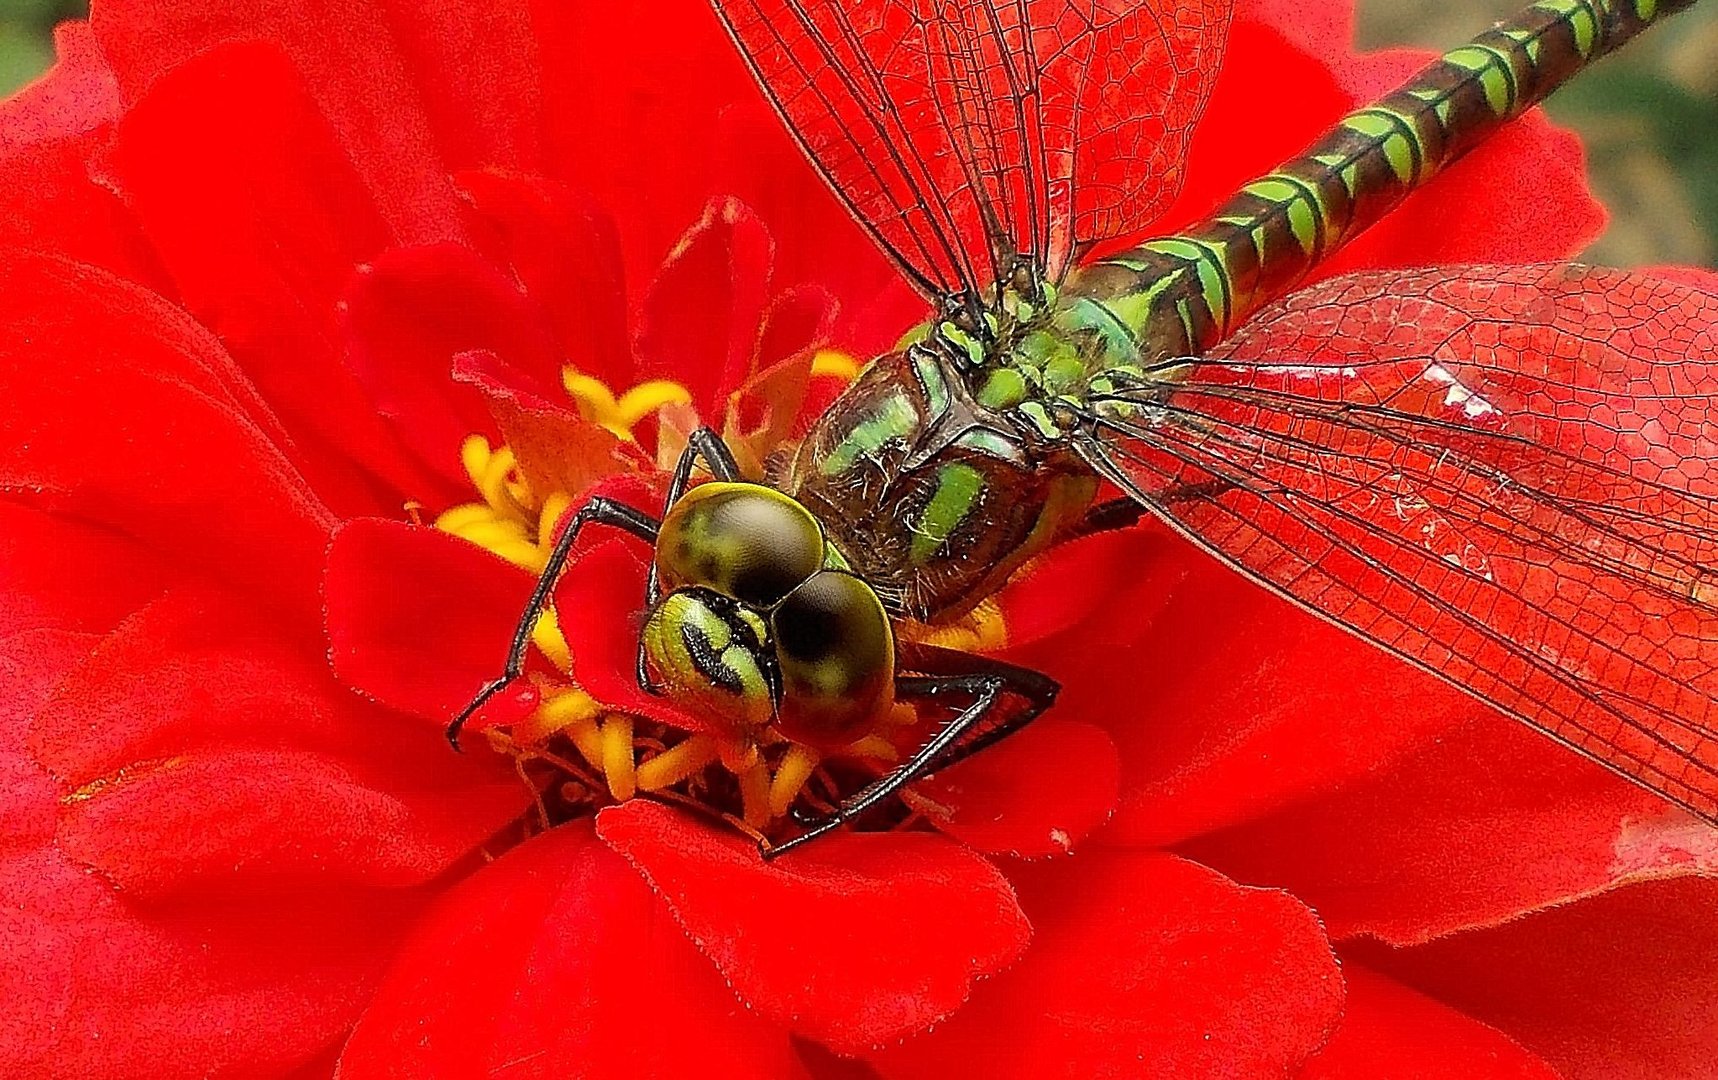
453, 0, 1718, 857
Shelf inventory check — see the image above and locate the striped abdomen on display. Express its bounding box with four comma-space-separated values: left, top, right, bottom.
1073, 0, 1697, 361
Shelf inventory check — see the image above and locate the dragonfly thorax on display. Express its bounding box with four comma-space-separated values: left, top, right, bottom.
928, 275, 1151, 442
787, 341, 1098, 624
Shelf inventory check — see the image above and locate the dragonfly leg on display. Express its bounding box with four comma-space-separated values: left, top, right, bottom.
1069, 479, 1239, 541
764, 648, 1058, 859
446, 496, 660, 750
637, 428, 743, 693
1071, 496, 1148, 538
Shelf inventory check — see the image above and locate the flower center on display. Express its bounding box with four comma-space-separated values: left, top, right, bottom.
434, 360, 1010, 841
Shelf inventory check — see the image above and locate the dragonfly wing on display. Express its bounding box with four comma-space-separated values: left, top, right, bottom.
708, 0, 1231, 294
1079, 264, 1718, 821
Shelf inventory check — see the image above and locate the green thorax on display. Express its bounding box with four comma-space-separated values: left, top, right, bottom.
920, 277, 1150, 440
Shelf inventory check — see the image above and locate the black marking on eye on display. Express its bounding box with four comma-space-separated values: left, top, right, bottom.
676, 589, 782, 706
681, 620, 745, 695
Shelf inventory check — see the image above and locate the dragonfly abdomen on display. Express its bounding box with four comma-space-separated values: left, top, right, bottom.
1073, 0, 1696, 362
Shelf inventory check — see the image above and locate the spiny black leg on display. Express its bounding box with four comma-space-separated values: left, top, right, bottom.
446, 496, 660, 751
637, 428, 743, 692
765, 651, 1058, 858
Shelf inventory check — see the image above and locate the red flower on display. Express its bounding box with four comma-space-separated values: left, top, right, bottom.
2, 2, 1713, 1078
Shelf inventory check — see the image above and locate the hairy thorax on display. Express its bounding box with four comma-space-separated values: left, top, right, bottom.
784, 346, 1096, 624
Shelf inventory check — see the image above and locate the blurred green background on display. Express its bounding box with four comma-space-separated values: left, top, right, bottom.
0, 0, 1712, 268
0, 0, 81, 97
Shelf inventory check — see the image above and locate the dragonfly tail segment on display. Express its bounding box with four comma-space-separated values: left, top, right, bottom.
1071, 0, 1698, 363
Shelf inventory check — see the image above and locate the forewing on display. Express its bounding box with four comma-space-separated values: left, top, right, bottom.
1081, 265, 1718, 821
709, 0, 1230, 294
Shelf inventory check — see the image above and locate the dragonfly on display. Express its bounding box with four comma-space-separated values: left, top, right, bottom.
453, 0, 1718, 857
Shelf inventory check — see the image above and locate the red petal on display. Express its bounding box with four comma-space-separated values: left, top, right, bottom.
997, 526, 1184, 648
326, 518, 535, 724
1150, 19, 1349, 240
93, 0, 469, 244
452, 350, 653, 500
1300, 966, 1559, 1080
1, 629, 103, 854
637, 198, 776, 421
343, 244, 561, 490
551, 536, 706, 729
1239, 0, 1354, 60
0, 844, 414, 1079
454, 169, 634, 387
361, 0, 542, 174
904, 719, 1118, 858
874, 852, 1342, 1077
1182, 711, 1708, 946
35, 587, 524, 898
1351, 875, 1718, 1080
1647, 265, 1718, 292
537, 0, 923, 356
339, 822, 803, 1080
0, 503, 169, 639
723, 286, 838, 467
0, 247, 335, 619
4, 603, 417, 1076
0, 24, 163, 284
597, 800, 1030, 1054
1100, 537, 1485, 847
101, 40, 446, 511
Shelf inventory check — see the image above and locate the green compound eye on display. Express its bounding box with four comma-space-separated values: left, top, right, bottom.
656, 482, 826, 608
770, 570, 896, 750
641, 587, 778, 739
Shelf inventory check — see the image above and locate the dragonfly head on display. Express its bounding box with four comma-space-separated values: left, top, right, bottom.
642, 481, 897, 758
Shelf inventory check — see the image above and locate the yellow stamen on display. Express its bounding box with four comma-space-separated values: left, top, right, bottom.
565, 713, 605, 771
435, 502, 507, 534
530, 609, 571, 670
515, 686, 601, 745
738, 760, 772, 829
844, 734, 901, 762
600, 714, 637, 800
561, 370, 620, 416
476, 444, 521, 514
536, 490, 573, 549
615, 380, 693, 427
637, 735, 720, 792
716, 735, 761, 774
768, 745, 820, 818
460, 433, 495, 488
811, 349, 859, 380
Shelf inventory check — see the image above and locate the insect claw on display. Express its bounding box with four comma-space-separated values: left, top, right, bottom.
764, 815, 843, 860
445, 677, 514, 752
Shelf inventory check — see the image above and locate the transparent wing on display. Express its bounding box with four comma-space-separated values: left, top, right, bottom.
1079, 264, 1718, 820
709, 0, 1231, 295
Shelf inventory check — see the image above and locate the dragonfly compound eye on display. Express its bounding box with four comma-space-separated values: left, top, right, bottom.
770, 570, 896, 750
656, 482, 826, 608
641, 587, 778, 739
